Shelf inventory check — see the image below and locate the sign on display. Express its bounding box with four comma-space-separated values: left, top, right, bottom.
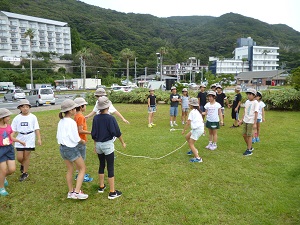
3, 57, 21, 62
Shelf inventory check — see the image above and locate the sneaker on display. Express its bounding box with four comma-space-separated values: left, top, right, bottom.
148, 124, 152, 128
170, 123, 174, 127
4, 178, 8, 187
252, 138, 256, 143
205, 143, 212, 149
70, 191, 88, 200
151, 123, 156, 126
20, 165, 24, 173
182, 121, 185, 125
249, 147, 254, 152
173, 122, 178, 126
189, 157, 203, 163
83, 174, 93, 182
108, 190, 122, 199
210, 144, 217, 151
98, 184, 106, 193
243, 150, 253, 156
186, 150, 193, 155
230, 125, 239, 128
67, 192, 73, 199
0, 188, 8, 196
19, 173, 29, 182
256, 137, 260, 142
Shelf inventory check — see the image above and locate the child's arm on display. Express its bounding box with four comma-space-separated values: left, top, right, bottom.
235, 101, 241, 112
118, 135, 126, 148
253, 111, 258, 129
10, 132, 26, 146
85, 110, 96, 119
112, 111, 129, 124
218, 108, 223, 125
182, 120, 191, 134
77, 125, 91, 135
147, 97, 150, 107
35, 129, 42, 146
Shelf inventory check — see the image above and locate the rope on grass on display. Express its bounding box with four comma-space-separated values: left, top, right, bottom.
115, 141, 187, 160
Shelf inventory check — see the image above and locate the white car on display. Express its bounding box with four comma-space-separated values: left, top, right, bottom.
4, 88, 26, 101
56, 86, 68, 91
26, 88, 55, 107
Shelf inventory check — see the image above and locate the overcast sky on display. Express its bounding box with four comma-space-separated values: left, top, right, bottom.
81, 0, 300, 32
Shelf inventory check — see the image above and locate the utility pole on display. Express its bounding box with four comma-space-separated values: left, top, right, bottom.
134, 58, 137, 84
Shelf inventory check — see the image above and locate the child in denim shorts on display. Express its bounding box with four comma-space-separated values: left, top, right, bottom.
91, 96, 126, 200
147, 88, 156, 128
169, 86, 181, 127
57, 99, 88, 200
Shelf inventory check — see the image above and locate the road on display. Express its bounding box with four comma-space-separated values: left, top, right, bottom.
0, 93, 80, 110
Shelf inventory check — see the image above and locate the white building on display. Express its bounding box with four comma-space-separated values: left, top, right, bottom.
0, 11, 71, 61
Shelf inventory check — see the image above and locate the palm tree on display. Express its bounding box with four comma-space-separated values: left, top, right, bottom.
76, 47, 91, 90
24, 28, 35, 89
120, 48, 135, 85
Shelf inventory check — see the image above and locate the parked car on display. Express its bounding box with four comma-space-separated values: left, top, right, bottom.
96, 85, 106, 89
56, 86, 68, 91
4, 88, 26, 101
26, 88, 55, 107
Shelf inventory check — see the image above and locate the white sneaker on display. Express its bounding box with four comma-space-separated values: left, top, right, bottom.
70, 192, 88, 200
205, 143, 212, 149
173, 122, 178, 126
170, 123, 174, 127
210, 144, 217, 150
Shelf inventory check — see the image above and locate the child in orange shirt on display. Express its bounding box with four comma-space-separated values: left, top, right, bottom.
74, 97, 92, 182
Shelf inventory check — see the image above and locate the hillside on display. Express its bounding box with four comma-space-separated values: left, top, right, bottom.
1, 0, 300, 70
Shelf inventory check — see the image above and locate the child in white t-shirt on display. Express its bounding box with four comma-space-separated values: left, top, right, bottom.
182, 98, 204, 163
203, 91, 223, 150
240, 89, 259, 156
11, 99, 41, 182
252, 91, 266, 143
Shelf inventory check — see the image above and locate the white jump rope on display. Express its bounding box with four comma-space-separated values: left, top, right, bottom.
114, 128, 187, 160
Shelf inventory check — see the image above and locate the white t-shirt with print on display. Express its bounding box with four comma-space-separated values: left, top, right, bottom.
204, 102, 221, 122
257, 101, 266, 120
243, 100, 259, 124
57, 117, 81, 147
188, 109, 204, 130
11, 113, 40, 148
93, 101, 117, 114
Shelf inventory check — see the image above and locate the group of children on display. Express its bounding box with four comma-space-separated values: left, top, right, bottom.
147, 83, 266, 162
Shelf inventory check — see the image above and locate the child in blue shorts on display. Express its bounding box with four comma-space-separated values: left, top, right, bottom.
170, 86, 181, 127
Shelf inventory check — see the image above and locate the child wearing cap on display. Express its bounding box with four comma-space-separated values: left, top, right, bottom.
0, 108, 26, 196
252, 91, 266, 143
74, 97, 93, 182
239, 89, 259, 156
147, 88, 156, 128
11, 99, 42, 182
91, 96, 126, 199
57, 99, 88, 200
182, 98, 205, 163
203, 91, 223, 150
216, 85, 229, 126
85, 88, 129, 124
197, 84, 207, 120
229, 86, 242, 128
181, 88, 189, 125
170, 86, 181, 127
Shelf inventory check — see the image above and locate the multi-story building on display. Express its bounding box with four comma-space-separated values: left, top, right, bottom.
0, 11, 71, 62
209, 37, 279, 75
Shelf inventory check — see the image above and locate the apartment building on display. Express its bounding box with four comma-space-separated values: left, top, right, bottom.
0, 11, 71, 61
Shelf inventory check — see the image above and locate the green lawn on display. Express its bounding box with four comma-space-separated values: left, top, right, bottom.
1, 104, 299, 225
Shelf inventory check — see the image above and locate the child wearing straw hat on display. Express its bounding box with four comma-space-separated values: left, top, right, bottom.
57, 99, 88, 200
182, 98, 205, 163
91, 96, 126, 199
11, 99, 41, 182
0, 108, 25, 196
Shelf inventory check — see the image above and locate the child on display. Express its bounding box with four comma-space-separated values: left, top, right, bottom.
91, 96, 126, 200
197, 84, 207, 114
85, 88, 129, 124
0, 108, 25, 196
182, 98, 205, 163
74, 97, 93, 182
240, 88, 259, 156
181, 88, 189, 125
203, 91, 223, 150
216, 85, 229, 126
228, 85, 242, 128
170, 86, 181, 127
252, 91, 266, 143
57, 99, 88, 200
210, 83, 217, 92
147, 88, 156, 128
11, 99, 42, 182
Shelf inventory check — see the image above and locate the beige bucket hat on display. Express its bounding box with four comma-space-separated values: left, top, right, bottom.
0, 108, 12, 118
60, 99, 78, 112
94, 88, 107, 96
17, 99, 31, 109
189, 97, 199, 106
74, 97, 88, 106
96, 96, 112, 110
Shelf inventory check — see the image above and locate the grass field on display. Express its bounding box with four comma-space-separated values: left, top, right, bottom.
0, 104, 299, 225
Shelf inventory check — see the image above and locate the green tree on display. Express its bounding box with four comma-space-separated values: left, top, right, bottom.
120, 48, 135, 85
24, 28, 35, 89
290, 67, 300, 90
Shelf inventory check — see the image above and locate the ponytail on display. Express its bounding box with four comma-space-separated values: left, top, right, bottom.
59, 112, 64, 119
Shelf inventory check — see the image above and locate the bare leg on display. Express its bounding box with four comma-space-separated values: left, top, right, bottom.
99, 174, 105, 188
73, 157, 86, 193
0, 162, 7, 188
108, 177, 115, 192
22, 151, 31, 173
64, 160, 74, 192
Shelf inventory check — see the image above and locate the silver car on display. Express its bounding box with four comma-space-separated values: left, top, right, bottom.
26, 88, 55, 107
4, 88, 26, 101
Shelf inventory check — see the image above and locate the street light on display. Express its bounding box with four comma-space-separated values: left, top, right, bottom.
156, 53, 160, 75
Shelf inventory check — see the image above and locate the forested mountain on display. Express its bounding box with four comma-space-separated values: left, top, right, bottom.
1, 0, 300, 72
